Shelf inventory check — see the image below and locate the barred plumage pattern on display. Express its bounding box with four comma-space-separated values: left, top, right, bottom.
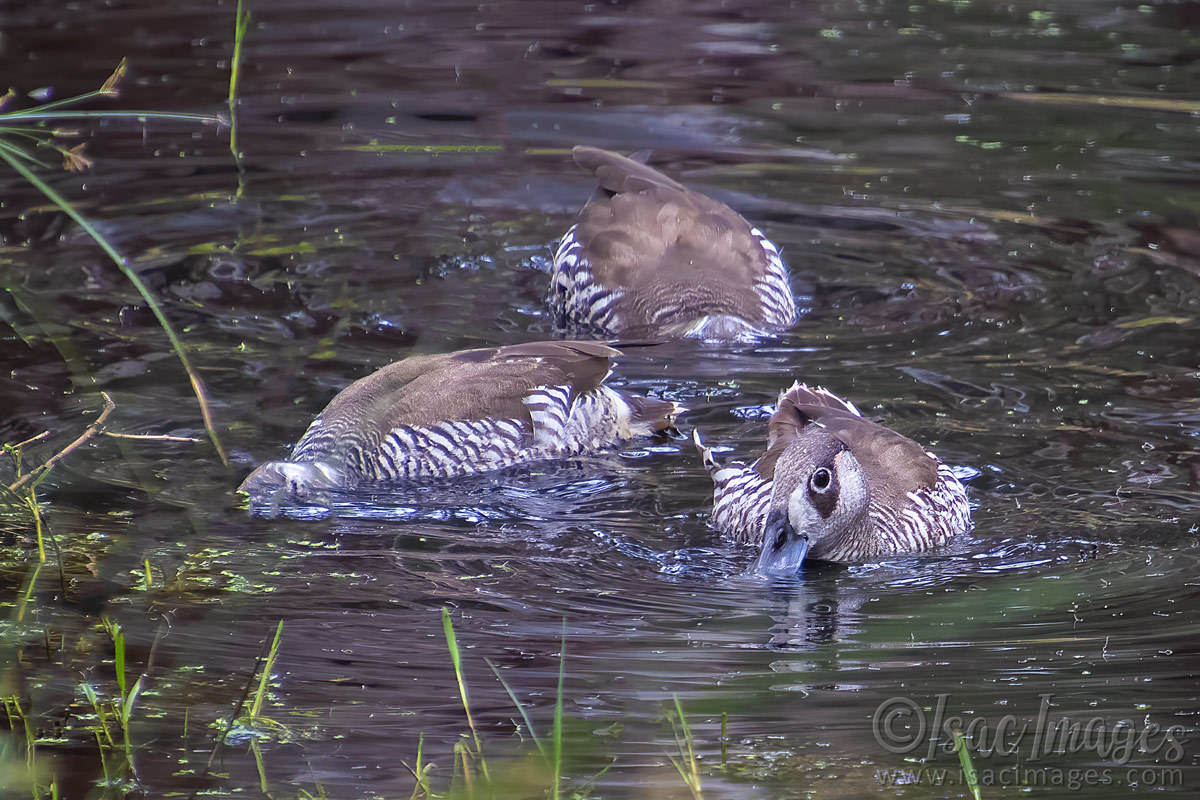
288, 384, 637, 486
826, 462, 969, 562
550, 224, 796, 338
239, 340, 680, 503
698, 383, 971, 563
709, 461, 772, 543
708, 457, 969, 561
747, 227, 798, 331
550, 224, 624, 332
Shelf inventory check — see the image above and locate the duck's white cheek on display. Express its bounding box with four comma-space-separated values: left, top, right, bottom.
839, 468, 869, 512
787, 488, 825, 533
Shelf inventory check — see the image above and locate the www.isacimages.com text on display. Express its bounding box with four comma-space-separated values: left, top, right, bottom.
876, 765, 1184, 791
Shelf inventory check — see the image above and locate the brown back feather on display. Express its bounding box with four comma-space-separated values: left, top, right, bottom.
756, 385, 939, 506
570, 146, 775, 328
317, 341, 619, 438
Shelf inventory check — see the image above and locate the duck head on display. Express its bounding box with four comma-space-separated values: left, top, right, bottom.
756, 432, 872, 575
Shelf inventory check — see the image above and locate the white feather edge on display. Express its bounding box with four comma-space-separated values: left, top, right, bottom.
692, 428, 720, 473
777, 382, 862, 417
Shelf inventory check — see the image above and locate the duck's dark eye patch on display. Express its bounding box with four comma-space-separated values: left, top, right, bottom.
810, 467, 832, 491
807, 466, 839, 518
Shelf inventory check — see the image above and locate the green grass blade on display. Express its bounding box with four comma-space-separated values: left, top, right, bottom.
81, 683, 113, 746
720, 712, 727, 770
1, 89, 106, 116
120, 673, 144, 759
0, 110, 221, 123
228, 0, 251, 179
405, 733, 423, 800
0, 126, 49, 136
953, 729, 982, 800
15, 562, 42, 623
441, 608, 491, 791
673, 696, 696, 773
22, 487, 46, 564
0, 147, 227, 462
485, 657, 548, 764
250, 620, 284, 720
251, 740, 268, 793
668, 754, 689, 786
403, 733, 434, 800
0, 139, 51, 169
668, 696, 702, 799
417, 734, 427, 786
551, 620, 565, 800
120, 675, 144, 727
93, 729, 112, 784
441, 608, 479, 750
106, 620, 127, 698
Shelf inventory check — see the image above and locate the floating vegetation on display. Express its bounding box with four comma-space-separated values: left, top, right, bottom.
544, 78, 670, 89
1002, 90, 1200, 115
341, 142, 504, 154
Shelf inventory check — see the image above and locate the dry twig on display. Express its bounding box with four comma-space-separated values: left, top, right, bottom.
13, 430, 52, 449
103, 431, 200, 443
6, 392, 116, 495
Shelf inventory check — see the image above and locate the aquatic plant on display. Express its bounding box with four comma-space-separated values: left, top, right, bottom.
423, 609, 719, 800
229, 0, 251, 195
666, 695, 703, 800
0, 60, 228, 461
1, 24, 243, 799
198, 617, 291, 796
485, 622, 567, 799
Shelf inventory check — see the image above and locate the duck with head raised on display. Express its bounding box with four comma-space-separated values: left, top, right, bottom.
551, 146, 797, 341
239, 340, 679, 503
696, 384, 971, 572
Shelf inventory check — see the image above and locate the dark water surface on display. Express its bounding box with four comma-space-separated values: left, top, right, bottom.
2, 0, 1199, 797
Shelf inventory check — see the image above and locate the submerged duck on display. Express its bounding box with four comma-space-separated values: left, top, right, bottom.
695, 384, 971, 571
239, 341, 679, 501
551, 146, 797, 341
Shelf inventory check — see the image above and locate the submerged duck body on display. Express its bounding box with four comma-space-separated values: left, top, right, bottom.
239, 341, 679, 501
551, 146, 797, 341
696, 384, 971, 571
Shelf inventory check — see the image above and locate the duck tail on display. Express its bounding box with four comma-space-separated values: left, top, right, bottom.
623, 393, 683, 434
693, 428, 720, 474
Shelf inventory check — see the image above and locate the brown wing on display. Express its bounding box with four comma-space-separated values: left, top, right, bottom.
756, 385, 939, 504
315, 340, 618, 435
571, 146, 776, 328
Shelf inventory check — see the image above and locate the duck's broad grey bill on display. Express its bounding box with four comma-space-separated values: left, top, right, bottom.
756, 507, 809, 575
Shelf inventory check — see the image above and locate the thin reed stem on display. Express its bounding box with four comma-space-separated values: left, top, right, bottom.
0, 153, 227, 463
